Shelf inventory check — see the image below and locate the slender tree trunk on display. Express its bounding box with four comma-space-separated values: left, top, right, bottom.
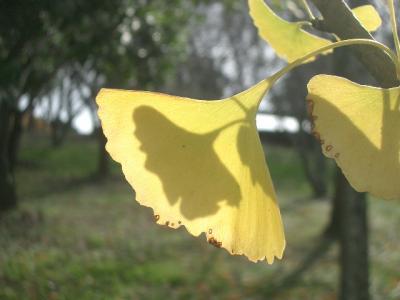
96, 127, 109, 178
324, 168, 342, 239
8, 108, 23, 170
50, 119, 64, 147
295, 130, 327, 198
334, 170, 369, 300
0, 100, 17, 211
325, 168, 370, 300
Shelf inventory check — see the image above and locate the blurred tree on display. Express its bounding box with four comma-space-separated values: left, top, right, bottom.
0, 0, 125, 210
0, 0, 58, 210
0, 0, 235, 210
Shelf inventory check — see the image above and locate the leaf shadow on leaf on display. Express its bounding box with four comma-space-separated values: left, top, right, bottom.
381, 92, 400, 165
133, 105, 243, 220
232, 97, 275, 199
236, 123, 272, 197
310, 90, 400, 199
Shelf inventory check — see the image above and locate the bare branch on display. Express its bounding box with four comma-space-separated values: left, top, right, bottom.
311, 0, 399, 87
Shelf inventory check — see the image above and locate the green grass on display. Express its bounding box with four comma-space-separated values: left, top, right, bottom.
1, 135, 399, 299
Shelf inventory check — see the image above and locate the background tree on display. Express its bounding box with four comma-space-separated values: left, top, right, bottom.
0, 0, 212, 210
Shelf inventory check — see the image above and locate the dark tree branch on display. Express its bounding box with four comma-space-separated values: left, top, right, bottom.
310, 0, 399, 88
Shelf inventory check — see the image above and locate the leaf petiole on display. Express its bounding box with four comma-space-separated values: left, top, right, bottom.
300, 0, 316, 21
270, 39, 400, 84
297, 21, 313, 28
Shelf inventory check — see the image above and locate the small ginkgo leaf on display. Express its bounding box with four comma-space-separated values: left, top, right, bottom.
352, 5, 382, 32
307, 75, 400, 200
97, 79, 285, 263
248, 0, 332, 62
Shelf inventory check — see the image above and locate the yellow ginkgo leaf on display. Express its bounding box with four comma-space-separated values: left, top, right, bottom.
352, 5, 382, 32
96, 79, 285, 263
248, 0, 332, 62
307, 75, 400, 200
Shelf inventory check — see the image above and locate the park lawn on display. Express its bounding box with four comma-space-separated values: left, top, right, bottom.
0, 135, 399, 299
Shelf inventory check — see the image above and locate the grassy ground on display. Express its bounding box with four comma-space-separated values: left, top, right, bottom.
0, 135, 399, 299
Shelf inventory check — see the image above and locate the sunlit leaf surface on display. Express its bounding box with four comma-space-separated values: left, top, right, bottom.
352, 5, 382, 32
248, 0, 332, 62
307, 75, 400, 200
97, 79, 285, 263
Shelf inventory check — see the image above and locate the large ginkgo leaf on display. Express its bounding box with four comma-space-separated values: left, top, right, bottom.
248, 0, 331, 62
307, 75, 400, 200
248, 0, 382, 62
97, 79, 285, 263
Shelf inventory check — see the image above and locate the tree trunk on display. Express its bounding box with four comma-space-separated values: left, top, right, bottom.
8, 108, 23, 170
324, 168, 342, 239
334, 170, 369, 300
0, 100, 17, 211
295, 130, 327, 198
96, 127, 109, 179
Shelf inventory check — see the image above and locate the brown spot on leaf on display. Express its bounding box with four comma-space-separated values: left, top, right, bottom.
312, 131, 321, 141
335, 153, 340, 159
178, 221, 182, 224
154, 215, 160, 221
325, 145, 333, 152
165, 221, 170, 226
208, 229, 212, 234
208, 237, 222, 248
